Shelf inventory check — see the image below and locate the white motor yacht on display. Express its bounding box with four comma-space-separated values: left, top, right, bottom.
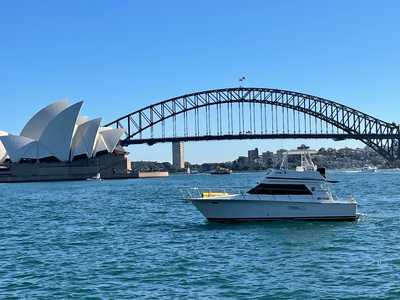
185, 150, 358, 221
210, 167, 232, 175
361, 165, 377, 173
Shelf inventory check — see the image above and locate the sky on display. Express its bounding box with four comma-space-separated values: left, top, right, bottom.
0, 0, 399, 163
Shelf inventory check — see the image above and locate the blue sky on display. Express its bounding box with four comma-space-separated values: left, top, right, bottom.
0, 1, 399, 163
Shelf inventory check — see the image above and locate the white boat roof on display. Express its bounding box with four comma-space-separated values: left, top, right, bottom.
263, 169, 325, 182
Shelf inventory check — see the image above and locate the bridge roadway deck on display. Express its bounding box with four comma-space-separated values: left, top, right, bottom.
122, 133, 399, 146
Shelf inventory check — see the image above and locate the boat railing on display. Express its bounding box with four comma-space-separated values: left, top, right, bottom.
179, 187, 246, 199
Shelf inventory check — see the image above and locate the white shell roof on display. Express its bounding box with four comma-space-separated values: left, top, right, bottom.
20, 100, 69, 140
2, 101, 125, 163
71, 118, 101, 159
39, 101, 83, 161
94, 134, 108, 154
18, 141, 52, 160
0, 135, 34, 162
76, 116, 90, 126
0, 131, 8, 162
0, 145, 6, 162
98, 128, 125, 153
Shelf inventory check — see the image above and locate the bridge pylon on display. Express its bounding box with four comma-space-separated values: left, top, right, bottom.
172, 141, 185, 169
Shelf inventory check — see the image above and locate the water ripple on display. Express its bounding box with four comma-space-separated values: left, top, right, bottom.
1, 172, 400, 298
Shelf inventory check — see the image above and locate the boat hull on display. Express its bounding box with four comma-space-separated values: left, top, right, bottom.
190, 199, 358, 222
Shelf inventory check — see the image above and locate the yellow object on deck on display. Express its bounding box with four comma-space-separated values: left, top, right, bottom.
201, 192, 229, 198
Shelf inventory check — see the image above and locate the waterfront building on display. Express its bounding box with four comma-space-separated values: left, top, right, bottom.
248, 148, 259, 162
236, 156, 248, 168
172, 141, 185, 169
262, 151, 274, 167
0, 130, 7, 163
0, 101, 124, 162
0, 100, 131, 182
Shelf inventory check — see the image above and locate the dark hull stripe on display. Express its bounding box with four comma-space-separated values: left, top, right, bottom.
191, 199, 357, 206
266, 176, 324, 181
207, 215, 358, 222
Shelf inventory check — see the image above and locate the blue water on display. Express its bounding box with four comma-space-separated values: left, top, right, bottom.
1, 171, 400, 299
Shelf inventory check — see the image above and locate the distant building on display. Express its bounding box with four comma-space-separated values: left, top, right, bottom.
262, 151, 273, 161
248, 148, 259, 161
236, 156, 248, 168
262, 151, 274, 167
172, 141, 185, 169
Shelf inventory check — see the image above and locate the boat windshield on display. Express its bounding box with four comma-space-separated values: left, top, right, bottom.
248, 183, 312, 195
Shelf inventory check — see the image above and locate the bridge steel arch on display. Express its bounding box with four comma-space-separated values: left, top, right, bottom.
105, 87, 400, 162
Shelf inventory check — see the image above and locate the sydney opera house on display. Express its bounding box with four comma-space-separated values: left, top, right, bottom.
0, 101, 132, 182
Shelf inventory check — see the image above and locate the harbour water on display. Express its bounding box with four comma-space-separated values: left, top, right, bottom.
1, 171, 400, 299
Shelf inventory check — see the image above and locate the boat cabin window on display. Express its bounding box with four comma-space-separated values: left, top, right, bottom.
247, 184, 312, 195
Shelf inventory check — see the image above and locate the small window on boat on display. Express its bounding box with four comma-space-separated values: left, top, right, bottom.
247, 184, 312, 195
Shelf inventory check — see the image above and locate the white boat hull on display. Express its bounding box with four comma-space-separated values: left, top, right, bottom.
190, 199, 357, 221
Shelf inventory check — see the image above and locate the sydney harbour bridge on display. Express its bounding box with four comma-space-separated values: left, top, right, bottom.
105, 87, 400, 163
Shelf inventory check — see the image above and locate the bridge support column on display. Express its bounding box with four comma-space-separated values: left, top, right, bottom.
172, 141, 185, 169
